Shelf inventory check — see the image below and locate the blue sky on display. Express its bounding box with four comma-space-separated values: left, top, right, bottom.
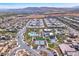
0, 3, 79, 9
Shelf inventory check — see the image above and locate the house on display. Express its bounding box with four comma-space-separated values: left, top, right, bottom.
68, 32, 78, 38
55, 29, 64, 35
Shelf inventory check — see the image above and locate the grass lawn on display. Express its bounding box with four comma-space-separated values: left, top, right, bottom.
48, 43, 62, 56
47, 48, 52, 50
56, 34, 64, 44
24, 29, 32, 45
24, 32, 31, 39
24, 31, 31, 39
31, 43, 38, 49
46, 37, 51, 43
48, 43, 57, 48
28, 28, 34, 32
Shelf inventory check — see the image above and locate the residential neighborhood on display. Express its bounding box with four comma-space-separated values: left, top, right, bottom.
0, 3, 79, 56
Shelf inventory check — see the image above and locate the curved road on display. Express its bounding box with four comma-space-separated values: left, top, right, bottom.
9, 24, 40, 56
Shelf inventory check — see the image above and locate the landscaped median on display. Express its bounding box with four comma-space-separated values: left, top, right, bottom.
24, 30, 32, 45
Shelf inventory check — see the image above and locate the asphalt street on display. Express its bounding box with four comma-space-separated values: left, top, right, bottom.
9, 23, 40, 56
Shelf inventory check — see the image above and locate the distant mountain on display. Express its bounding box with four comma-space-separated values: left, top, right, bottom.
72, 6, 79, 8
67, 6, 79, 13
0, 7, 79, 14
